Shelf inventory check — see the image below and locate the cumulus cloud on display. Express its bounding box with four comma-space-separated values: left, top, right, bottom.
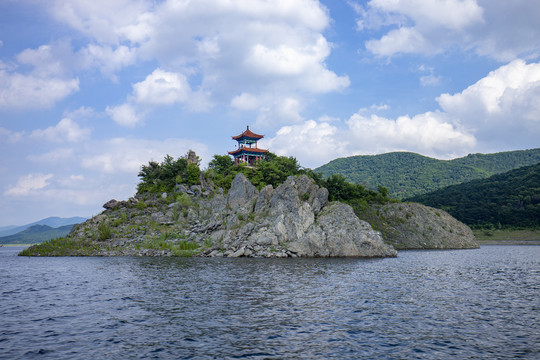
356, 0, 540, 60
437, 59, 540, 148
267, 110, 476, 167
0, 70, 79, 109
29, 118, 90, 143
79, 44, 137, 76
265, 120, 344, 167
30, 118, 91, 143
0, 127, 25, 144
5, 173, 54, 196
345, 112, 476, 157
268, 59, 540, 167
48, 0, 348, 117
133, 68, 191, 105
106, 103, 143, 127
81, 137, 210, 174
27, 148, 75, 164
231, 93, 260, 111
50, 0, 152, 45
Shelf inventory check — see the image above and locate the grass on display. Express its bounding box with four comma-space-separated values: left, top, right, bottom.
18, 237, 101, 256
136, 234, 200, 257
473, 228, 540, 244
98, 222, 112, 240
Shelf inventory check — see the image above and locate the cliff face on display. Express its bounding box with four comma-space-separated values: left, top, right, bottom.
56, 174, 397, 258
356, 202, 479, 250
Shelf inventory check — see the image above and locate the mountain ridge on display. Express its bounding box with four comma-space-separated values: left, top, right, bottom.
406, 162, 540, 229
0, 216, 87, 237
0, 224, 75, 245
315, 148, 540, 199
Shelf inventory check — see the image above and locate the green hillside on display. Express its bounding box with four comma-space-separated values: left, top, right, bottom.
0, 224, 74, 245
406, 163, 540, 229
315, 148, 540, 199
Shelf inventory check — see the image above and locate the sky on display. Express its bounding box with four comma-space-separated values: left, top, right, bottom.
1, 0, 540, 226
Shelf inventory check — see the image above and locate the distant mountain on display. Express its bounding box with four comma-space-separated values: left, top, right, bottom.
315, 148, 540, 199
0, 224, 75, 245
0, 216, 86, 237
406, 163, 540, 229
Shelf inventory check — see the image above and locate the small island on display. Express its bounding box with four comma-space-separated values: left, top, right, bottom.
21, 127, 478, 257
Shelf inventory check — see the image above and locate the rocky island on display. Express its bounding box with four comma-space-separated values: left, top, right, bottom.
21, 147, 478, 257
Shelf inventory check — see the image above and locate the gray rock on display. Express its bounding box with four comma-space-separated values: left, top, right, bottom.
103, 199, 127, 210
227, 173, 258, 209
369, 202, 479, 249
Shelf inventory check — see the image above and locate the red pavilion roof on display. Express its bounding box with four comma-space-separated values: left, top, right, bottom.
228, 147, 268, 156
232, 126, 264, 140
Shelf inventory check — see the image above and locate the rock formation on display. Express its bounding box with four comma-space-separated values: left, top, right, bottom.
25, 171, 478, 257
61, 173, 398, 257
356, 202, 479, 249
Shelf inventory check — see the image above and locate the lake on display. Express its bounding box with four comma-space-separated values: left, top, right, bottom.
1, 245, 539, 359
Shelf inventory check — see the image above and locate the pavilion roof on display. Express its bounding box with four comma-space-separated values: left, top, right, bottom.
232, 126, 264, 140
228, 147, 268, 156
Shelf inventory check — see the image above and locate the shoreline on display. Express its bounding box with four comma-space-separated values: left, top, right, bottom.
478, 240, 540, 245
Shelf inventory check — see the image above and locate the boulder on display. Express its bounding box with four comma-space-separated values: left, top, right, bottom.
103, 199, 127, 210
364, 202, 479, 249
227, 173, 258, 209
288, 202, 397, 257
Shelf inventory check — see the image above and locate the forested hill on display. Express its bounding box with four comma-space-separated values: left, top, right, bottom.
406, 163, 540, 229
315, 148, 540, 199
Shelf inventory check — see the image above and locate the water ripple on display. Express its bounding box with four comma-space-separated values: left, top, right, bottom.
1, 246, 539, 359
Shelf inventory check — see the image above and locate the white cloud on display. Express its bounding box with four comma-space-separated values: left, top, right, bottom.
437, 59, 540, 147
81, 138, 210, 174
420, 74, 440, 87
345, 112, 476, 157
357, 0, 540, 60
43, 0, 349, 122
27, 148, 75, 163
438, 59, 540, 116
231, 93, 260, 111
265, 120, 344, 167
368, 0, 483, 30
106, 103, 143, 127
50, 0, 152, 45
79, 44, 137, 75
133, 68, 191, 105
254, 96, 305, 127
0, 70, 79, 109
5, 173, 54, 196
31, 118, 91, 143
366, 27, 434, 56
266, 112, 477, 168
0, 127, 25, 144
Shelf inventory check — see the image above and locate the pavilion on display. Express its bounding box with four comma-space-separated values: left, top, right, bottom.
228, 126, 268, 166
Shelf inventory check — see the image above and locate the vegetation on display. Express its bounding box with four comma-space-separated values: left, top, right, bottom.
204, 152, 391, 206
137, 153, 201, 194
137, 151, 392, 210
205, 152, 314, 191
473, 229, 540, 243
407, 163, 540, 229
135, 235, 201, 257
315, 148, 540, 199
19, 236, 101, 256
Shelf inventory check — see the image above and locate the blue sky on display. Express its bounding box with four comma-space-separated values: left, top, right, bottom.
1, 0, 539, 226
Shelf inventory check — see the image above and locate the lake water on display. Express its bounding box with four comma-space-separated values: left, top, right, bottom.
1, 246, 539, 359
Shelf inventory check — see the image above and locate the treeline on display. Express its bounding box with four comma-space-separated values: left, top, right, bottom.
137, 152, 391, 206
407, 163, 540, 229
315, 148, 540, 199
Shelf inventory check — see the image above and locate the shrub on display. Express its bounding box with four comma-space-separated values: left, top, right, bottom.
98, 222, 112, 241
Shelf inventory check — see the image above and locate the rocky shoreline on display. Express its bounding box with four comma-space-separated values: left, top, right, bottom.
22, 173, 478, 257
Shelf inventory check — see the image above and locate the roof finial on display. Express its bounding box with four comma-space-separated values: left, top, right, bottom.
247, 125, 250, 131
